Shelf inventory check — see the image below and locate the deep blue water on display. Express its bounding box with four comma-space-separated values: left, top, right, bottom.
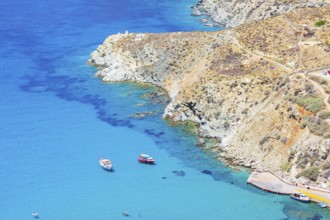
0, 0, 329, 219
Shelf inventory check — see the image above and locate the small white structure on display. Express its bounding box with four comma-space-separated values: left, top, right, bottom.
133, 34, 145, 41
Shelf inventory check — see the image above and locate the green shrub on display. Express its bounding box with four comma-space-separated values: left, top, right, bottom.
314, 20, 327, 27
296, 166, 320, 181
274, 133, 281, 140
242, 108, 249, 114
304, 116, 330, 136
281, 162, 292, 172
296, 95, 325, 113
297, 158, 308, 169
300, 116, 309, 129
288, 151, 295, 162
319, 111, 330, 119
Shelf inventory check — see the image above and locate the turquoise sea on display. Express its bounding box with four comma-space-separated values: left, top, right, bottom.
0, 0, 328, 219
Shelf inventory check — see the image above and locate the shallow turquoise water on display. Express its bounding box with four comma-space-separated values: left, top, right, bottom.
0, 0, 329, 219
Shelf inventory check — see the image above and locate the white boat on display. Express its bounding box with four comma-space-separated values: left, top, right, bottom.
290, 192, 311, 203
99, 158, 113, 171
318, 203, 327, 208
122, 211, 129, 216
32, 212, 39, 218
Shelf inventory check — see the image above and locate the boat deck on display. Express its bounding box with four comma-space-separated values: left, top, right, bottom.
247, 172, 330, 206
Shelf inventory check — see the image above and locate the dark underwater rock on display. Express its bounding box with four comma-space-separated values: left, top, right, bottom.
173, 171, 185, 176
202, 170, 212, 175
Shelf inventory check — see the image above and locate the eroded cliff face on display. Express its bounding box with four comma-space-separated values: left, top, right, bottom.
194, 0, 330, 28
89, 7, 330, 185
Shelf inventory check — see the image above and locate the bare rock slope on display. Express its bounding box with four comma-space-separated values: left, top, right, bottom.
194, 0, 330, 28
89, 7, 330, 185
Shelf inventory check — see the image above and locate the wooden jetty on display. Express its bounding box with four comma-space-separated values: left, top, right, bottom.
247, 171, 330, 206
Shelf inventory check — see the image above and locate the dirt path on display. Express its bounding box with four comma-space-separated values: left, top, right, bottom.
283, 15, 305, 70
227, 31, 294, 72
227, 29, 330, 112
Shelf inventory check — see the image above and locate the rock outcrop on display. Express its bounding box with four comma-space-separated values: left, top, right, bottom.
89, 7, 330, 186
194, 0, 330, 28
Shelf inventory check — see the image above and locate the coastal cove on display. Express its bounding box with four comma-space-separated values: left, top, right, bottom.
0, 1, 329, 220
90, 5, 330, 197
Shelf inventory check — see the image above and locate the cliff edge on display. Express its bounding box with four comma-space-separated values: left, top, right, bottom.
89, 7, 330, 186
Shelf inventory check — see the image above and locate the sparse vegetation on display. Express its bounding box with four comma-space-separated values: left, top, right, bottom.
278, 77, 290, 88
296, 166, 320, 181
319, 111, 330, 119
297, 157, 308, 169
288, 151, 295, 162
281, 162, 292, 172
302, 116, 330, 136
296, 95, 325, 113
259, 136, 270, 145
314, 20, 327, 27
274, 133, 281, 140
275, 104, 280, 110
242, 108, 249, 114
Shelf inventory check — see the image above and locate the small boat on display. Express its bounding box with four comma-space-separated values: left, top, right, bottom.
99, 158, 113, 170
205, 23, 214, 27
122, 211, 129, 216
290, 192, 311, 203
32, 212, 39, 218
138, 154, 155, 164
318, 203, 327, 208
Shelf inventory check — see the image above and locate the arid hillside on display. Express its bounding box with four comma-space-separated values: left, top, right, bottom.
89, 7, 330, 186
194, 0, 330, 28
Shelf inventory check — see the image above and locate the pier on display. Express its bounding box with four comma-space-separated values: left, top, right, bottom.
247, 172, 330, 206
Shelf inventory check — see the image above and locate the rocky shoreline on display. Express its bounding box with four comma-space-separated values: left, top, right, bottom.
193, 0, 330, 28
88, 6, 330, 187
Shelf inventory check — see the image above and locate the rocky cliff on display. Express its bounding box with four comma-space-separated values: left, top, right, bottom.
194, 0, 330, 28
89, 7, 330, 186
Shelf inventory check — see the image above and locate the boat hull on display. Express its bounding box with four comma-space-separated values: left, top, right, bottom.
319, 203, 327, 208
138, 154, 155, 164
100, 165, 113, 171
138, 158, 155, 164
290, 195, 311, 203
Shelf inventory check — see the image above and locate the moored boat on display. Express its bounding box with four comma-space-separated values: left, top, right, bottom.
122, 211, 130, 216
32, 212, 39, 218
99, 158, 113, 170
318, 203, 327, 208
138, 154, 155, 164
290, 192, 311, 203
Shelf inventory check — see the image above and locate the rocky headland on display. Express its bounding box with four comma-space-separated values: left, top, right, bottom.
88, 6, 330, 187
194, 0, 330, 28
